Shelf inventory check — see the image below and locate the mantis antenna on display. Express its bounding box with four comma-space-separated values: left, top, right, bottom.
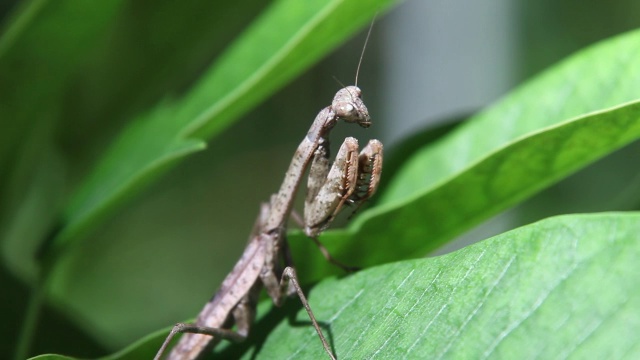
354, 15, 376, 87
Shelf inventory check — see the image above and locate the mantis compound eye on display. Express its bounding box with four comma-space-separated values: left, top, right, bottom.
338, 104, 355, 116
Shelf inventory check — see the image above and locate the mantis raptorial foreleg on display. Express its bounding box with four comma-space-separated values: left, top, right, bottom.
349, 139, 384, 214
304, 137, 383, 239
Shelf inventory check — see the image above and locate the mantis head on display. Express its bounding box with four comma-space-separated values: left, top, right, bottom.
333, 86, 371, 128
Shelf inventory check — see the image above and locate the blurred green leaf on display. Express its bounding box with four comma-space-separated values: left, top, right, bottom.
52, 0, 398, 253
289, 28, 640, 282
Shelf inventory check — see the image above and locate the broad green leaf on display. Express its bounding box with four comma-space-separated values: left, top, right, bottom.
45, 212, 637, 359
288, 28, 640, 282
382, 28, 640, 206
51, 0, 399, 253
254, 212, 640, 359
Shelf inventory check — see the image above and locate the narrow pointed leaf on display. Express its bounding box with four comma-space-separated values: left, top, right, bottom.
52, 0, 398, 251
290, 28, 640, 282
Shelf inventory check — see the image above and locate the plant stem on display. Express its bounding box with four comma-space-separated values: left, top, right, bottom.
14, 277, 46, 360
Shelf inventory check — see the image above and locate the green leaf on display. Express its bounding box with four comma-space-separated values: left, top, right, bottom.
256, 212, 640, 358
382, 29, 640, 206
51, 0, 399, 252
56, 212, 638, 359
372, 116, 464, 201
289, 28, 640, 283
0, 0, 273, 282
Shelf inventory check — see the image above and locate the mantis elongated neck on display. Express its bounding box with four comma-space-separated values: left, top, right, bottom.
265, 107, 337, 231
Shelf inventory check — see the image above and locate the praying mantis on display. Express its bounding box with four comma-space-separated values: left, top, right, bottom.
154, 27, 383, 360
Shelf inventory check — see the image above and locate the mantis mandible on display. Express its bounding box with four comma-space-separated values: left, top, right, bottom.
155, 26, 382, 360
